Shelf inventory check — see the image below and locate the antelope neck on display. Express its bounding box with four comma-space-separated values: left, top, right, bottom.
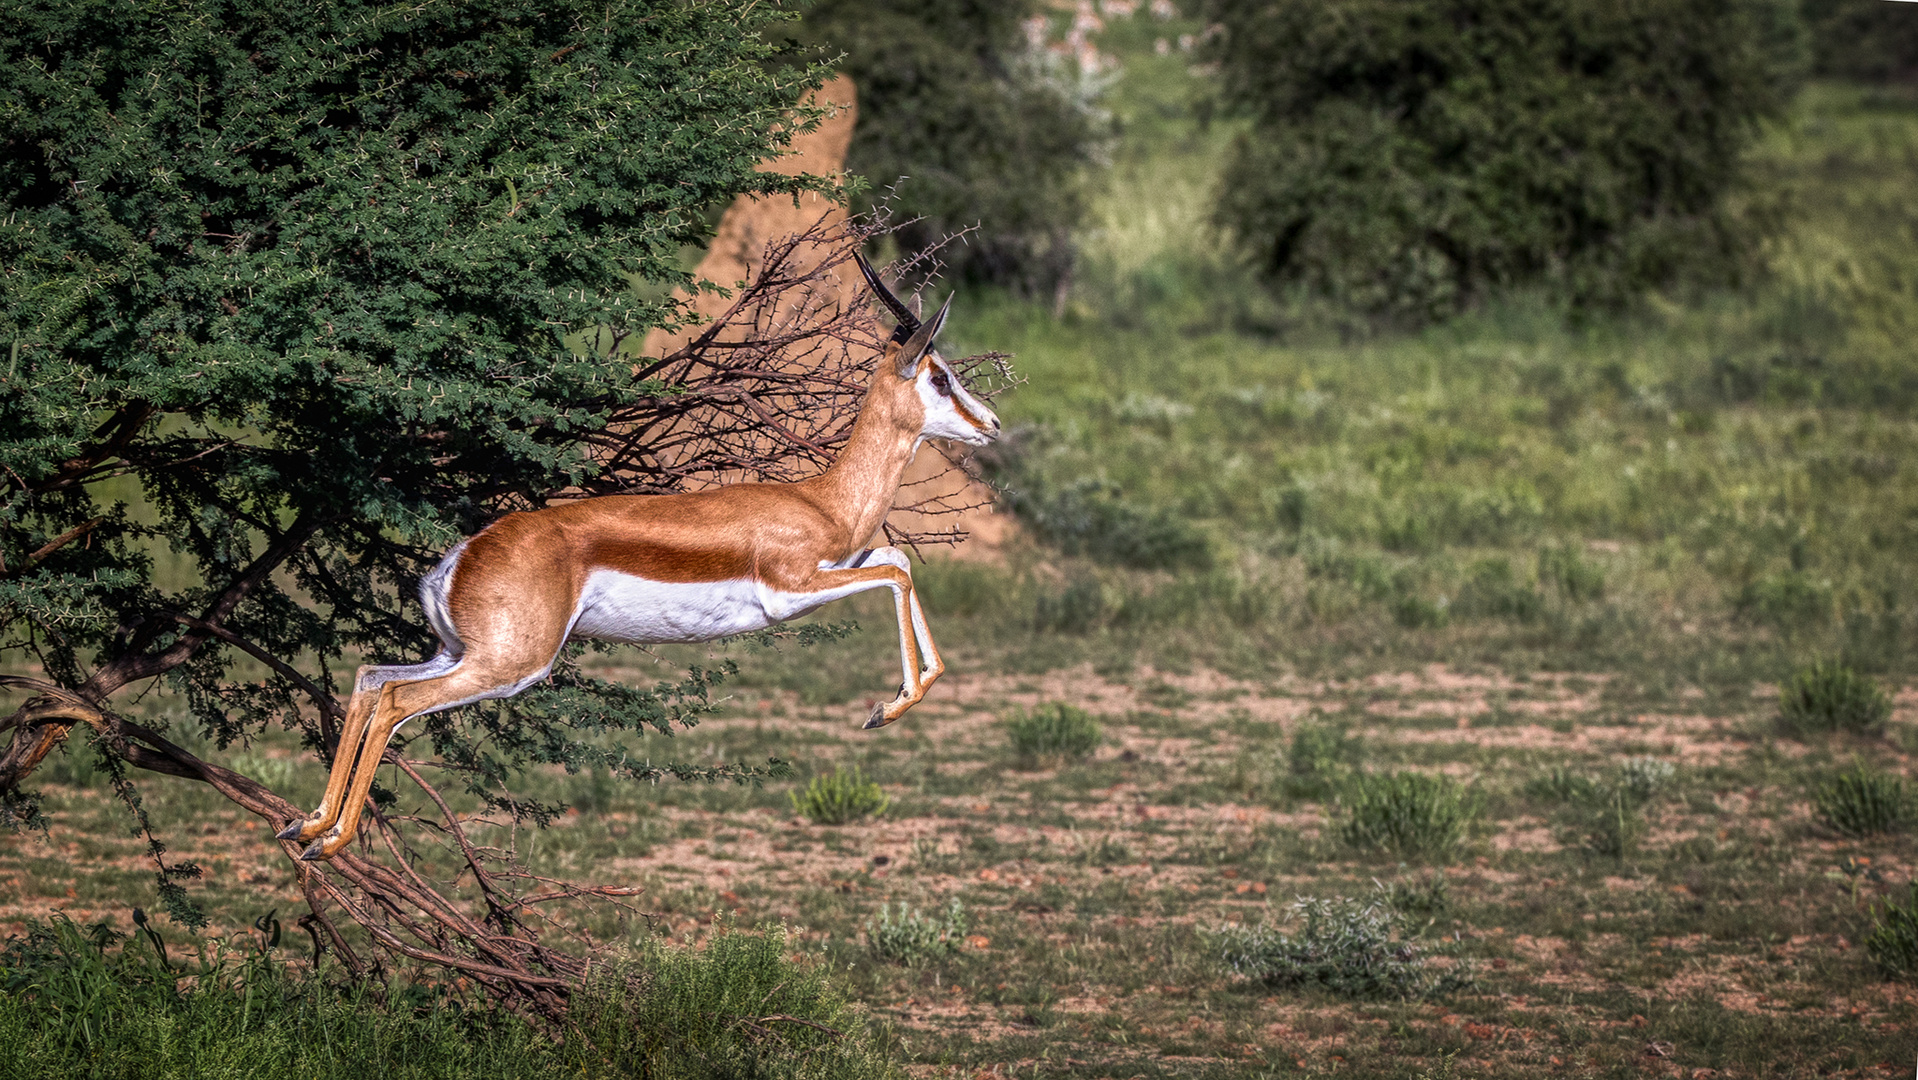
808, 378, 922, 552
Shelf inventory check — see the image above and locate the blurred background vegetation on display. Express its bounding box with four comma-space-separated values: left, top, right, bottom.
750, 0, 1918, 704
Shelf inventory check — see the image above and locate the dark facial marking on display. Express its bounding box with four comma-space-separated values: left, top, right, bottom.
930, 368, 952, 396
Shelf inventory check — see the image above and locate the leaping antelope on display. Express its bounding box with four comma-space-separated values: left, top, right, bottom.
278, 254, 1000, 860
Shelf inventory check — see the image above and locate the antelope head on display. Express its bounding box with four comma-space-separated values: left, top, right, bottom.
856, 253, 1001, 447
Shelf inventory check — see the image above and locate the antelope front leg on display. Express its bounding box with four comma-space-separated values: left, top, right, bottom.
797, 549, 942, 729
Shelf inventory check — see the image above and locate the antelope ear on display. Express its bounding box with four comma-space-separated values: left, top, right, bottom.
894, 294, 952, 379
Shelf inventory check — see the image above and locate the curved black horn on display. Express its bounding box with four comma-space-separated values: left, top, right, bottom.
854, 251, 919, 344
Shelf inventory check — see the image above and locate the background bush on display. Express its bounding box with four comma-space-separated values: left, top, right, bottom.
1778, 658, 1893, 736
1804, 0, 1918, 83
1338, 771, 1477, 859
1204, 0, 1805, 321
1004, 702, 1104, 765
798, 0, 1106, 292
790, 767, 890, 825
1813, 764, 1910, 837
1215, 893, 1472, 1001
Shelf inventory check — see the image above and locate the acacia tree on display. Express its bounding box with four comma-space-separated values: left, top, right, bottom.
1205, 0, 1805, 321
0, 0, 997, 1015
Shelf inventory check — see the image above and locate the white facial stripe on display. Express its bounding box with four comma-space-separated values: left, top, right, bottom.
915, 355, 999, 444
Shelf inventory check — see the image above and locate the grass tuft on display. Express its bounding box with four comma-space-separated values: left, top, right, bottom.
1865, 882, 1918, 980
1215, 895, 1472, 1000
1778, 659, 1892, 737
1813, 764, 1910, 837
789, 767, 890, 825
865, 898, 968, 965
1283, 717, 1363, 799
1004, 702, 1103, 766
1338, 771, 1477, 859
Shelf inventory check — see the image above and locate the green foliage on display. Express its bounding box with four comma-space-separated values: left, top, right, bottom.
1866, 882, 1918, 980
1619, 756, 1678, 804
570, 923, 895, 1080
1215, 894, 1473, 1000
0, 916, 891, 1079
1376, 872, 1451, 921
1338, 771, 1478, 859
1204, 0, 1804, 320
1804, 0, 1918, 83
1033, 577, 1109, 634
798, 0, 1106, 290
1004, 476, 1213, 571
1778, 658, 1893, 736
789, 767, 890, 825
0, 0, 826, 872
1538, 544, 1607, 603
1581, 785, 1649, 859
1527, 766, 1602, 805
1283, 717, 1364, 800
865, 898, 968, 965
1812, 764, 1910, 837
0, 914, 554, 1077
1004, 702, 1103, 765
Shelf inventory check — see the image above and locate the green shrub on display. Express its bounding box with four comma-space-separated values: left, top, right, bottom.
1283, 718, 1364, 800
1005, 703, 1103, 765
1204, 0, 1803, 320
865, 898, 969, 965
1215, 896, 1473, 1000
572, 922, 897, 1080
1452, 558, 1544, 622
789, 768, 891, 825
1377, 872, 1451, 921
1739, 572, 1834, 627
0, 914, 895, 1079
1805, 0, 1918, 83
1538, 544, 1607, 602
1033, 577, 1110, 634
1867, 882, 1918, 980
1526, 767, 1601, 804
1006, 478, 1213, 571
1778, 659, 1893, 737
1813, 764, 1910, 837
1338, 771, 1477, 859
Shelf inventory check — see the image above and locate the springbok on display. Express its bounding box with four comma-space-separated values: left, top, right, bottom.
278, 254, 1000, 860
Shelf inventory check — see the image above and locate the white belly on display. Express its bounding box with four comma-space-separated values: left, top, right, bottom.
569, 570, 792, 644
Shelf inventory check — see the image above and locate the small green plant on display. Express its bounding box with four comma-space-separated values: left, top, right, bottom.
1538, 543, 1606, 601
1338, 771, 1477, 859
1214, 895, 1472, 1000
1618, 757, 1676, 803
1283, 717, 1364, 799
865, 898, 968, 965
1865, 882, 1918, 980
789, 767, 890, 825
1004, 703, 1103, 765
1376, 872, 1450, 920
1778, 659, 1892, 737
1813, 764, 1910, 837
1526, 766, 1600, 803
1582, 786, 1648, 859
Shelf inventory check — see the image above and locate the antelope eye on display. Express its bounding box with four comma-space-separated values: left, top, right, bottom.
929, 369, 952, 395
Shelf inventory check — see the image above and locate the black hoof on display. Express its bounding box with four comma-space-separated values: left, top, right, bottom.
299, 838, 328, 861
863, 703, 892, 730
275, 820, 308, 842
